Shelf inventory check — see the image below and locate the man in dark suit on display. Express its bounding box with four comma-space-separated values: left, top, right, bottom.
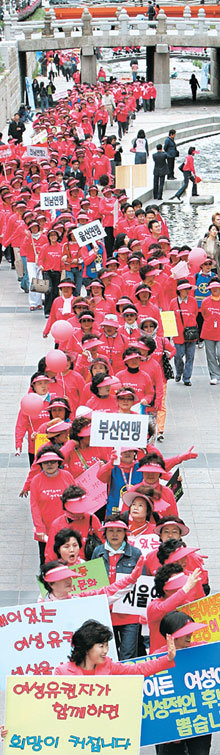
152, 144, 168, 200
71, 158, 86, 190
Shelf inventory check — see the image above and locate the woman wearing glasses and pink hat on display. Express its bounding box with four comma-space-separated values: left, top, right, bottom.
134, 453, 178, 518
87, 374, 119, 412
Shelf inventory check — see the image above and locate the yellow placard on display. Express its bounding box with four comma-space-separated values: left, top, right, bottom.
115, 165, 131, 189
178, 593, 220, 645
161, 311, 178, 337
5, 675, 143, 755
132, 164, 147, 189
35, 433, 49, 454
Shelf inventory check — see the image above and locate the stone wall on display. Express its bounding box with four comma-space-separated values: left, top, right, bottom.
26, 50, 37, 78
0, 42, 37, 129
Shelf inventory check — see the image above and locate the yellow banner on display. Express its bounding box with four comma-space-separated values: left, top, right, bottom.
161, 311, 178, 337
178, 592, 220, 644
5, 675, 143, 755
35, 433, 49, 455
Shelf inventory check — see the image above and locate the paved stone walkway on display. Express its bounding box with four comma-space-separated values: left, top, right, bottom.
1, 87, 220, 753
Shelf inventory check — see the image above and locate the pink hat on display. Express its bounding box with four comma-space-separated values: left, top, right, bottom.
31, 375, 50, 384
137, 463, 170, 480
77, 425, 91, 437
99, 520, 129, 532
37, 451, 62, 464
101, 315, 119, 328
116, 388, 135, 398
101, 271, 116, 279
117, 246, 129, 254
46, 420, 70, 435
131, 340, 148, 352
46, 565, 74, 583
58, 281, 75, 288
135, 284, 151, 295
164, 573, 188, 591
89, 280, 103, 288
130, 240, 141, 249
64, 494, 88, 514
83, 338, 100, 349
79, 313, 94, 321
103, 188, 112, 195
172, 621, 207, 639
209, 281, 220, 289
178, 250, 189, 258
165, 546, 200, 565
123, 489, 153, 508
106, 258, 119, 267
75, 406, 93, 419
98, 376, 117, 387
176, 282, 195, 291
124, 352, 141, 362
154, 520, 189, 537
122, 307, 137, 315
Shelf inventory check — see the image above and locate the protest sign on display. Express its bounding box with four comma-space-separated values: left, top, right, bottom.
27, 145, 48, 160
40, 192, 67, 211
126, 642, 220, 746
0, 146, 12, 161
90, 412, 149, 448
38, 557, 109, 599
5, 674, 143, 755
178, 592, 220, 645
161, 310, 178, 337
112, 575, 156, 617
166, 467, 183, 503
35, 433, 49, 455
128, 531, 160, 558
32, 130, 48, 145
77, 462, 107, 513
73, 220, 106, 247
0, 595, 117, 689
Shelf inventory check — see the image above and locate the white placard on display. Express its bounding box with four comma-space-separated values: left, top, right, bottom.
0, 146, 12, 161
90, 411, 149, 448
40, 191, 67, 211
32, 129, 48, 145
0, 594, 117, 690
73, 219, 106, 247
112, 575, 155, 616
27, 145, 48, 159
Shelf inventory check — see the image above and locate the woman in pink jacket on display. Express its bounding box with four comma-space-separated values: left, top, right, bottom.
147, 564, 202, 653
55, 618, 175, 675
171, 146, 199, 201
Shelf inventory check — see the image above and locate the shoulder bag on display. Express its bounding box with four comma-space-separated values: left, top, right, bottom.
177, 298, 199, 342
84, 514, 102, 561
162, 339, 174, 380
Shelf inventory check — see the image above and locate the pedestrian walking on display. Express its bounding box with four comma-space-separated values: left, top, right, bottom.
171, 146, 199, 202
190, 73, 200, 101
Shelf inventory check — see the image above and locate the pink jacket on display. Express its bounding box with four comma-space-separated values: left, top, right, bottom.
55, 654, 174, 676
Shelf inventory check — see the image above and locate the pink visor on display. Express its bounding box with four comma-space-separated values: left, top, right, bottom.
137, 464, 170, 480
83, 339, 100, 349
46, 421, 70, 434
117, 389, 135, 398
101, 271, 116, 279
117, 247, 129, 254
124, 352, 141, 361
100, 520, 129, 532
209, 282, 220, 289
89, 280, 103, 288
166, 546, 199, 564
173, 621, 207, 639
58, 281, 75, 288
123, 490, 153, 508
32, 375, 50, 384
46, 565, 73, 583
106, 259, 119, 267
77, 425, 91, 437
38, 452, 61, 463
154, 520, 189, 536
98, 376, 118, 387
177, 283, 195, 291
123, 308, 137, 315
101, 317, 119, 328
164, 573, 187, 591
135, 286, 151, 295
49, 400, 68, 409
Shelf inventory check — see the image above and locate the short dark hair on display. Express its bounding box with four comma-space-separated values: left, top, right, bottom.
69, 620, 113, 665
156, 144, 162, 150
169, 129, 176, 136
154, 563, 183, 597
36, 443, 64, 466
70, 417, 90, 442
103, 513, 127, 540
138, 452, 165, 470
157, 538, 186, 565
122, 345, 141, 361
157, 515, 186, 540
39, 560, 66, 594
54, 527, 82, 557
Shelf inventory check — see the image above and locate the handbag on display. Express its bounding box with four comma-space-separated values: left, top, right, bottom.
162, 340, 174, 380
30, 277, 50, 293
179, 162, 185, 172
177, 298, 199, 342
84, 514, 102, 561
14, 248, 24, 279
195, 176, 201, 184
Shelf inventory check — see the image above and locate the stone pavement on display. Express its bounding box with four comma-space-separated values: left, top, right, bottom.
1, 86, 220, 752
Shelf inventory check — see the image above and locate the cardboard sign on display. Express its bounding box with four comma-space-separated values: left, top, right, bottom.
90, 412, 149, 449
77, 462, 107, 514
73, 220, 106, 248
0, 595, 117, 689
166, 467, 183, 502
113, 199, 119, 228
5, 675, 143, 755
178, 593, 220, 645
38, 557, 109, 599
112, 575, 156, 616
40, 192, 67, 211
126, 642, 220, 746
27, 145, 48, 160
35, 433, 49, 455
161, 310, 178, 337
